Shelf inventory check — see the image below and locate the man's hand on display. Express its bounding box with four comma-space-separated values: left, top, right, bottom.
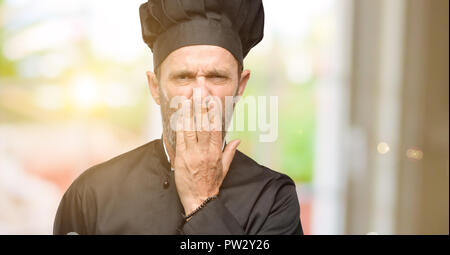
174, 98, 240, 216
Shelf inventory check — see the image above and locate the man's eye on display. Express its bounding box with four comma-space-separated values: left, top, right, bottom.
175, 75, 192, 83
209, 75, 227, 81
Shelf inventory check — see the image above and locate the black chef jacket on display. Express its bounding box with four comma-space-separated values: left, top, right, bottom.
53, 139, 303, 235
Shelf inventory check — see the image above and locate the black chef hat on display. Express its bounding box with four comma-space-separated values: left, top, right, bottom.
139, 0, 264, 69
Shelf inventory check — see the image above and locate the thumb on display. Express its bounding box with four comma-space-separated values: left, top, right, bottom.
222, 139, 240, 174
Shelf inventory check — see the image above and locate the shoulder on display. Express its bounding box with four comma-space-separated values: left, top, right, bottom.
232, 149, 296, 182
225, 149, 296, 190
67, 139, 159, 193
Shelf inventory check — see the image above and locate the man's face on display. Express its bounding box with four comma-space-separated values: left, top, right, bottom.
148, 45, 250, 150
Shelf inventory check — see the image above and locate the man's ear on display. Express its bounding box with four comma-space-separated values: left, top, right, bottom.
146, 71, 161, 105
236, 69, 250, 97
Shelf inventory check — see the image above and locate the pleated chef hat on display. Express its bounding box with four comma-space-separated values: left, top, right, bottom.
139, 0, 264, 69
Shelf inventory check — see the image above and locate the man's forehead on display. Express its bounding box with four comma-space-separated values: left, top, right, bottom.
160, 45, 237, 72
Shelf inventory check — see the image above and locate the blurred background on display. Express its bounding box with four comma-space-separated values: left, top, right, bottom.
0, 0, 448, 234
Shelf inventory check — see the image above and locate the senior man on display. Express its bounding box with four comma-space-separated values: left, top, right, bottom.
53, 0, 303, 235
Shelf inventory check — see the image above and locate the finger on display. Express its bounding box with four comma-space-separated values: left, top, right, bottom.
193, 90, 202, 131
221, 139, 240, 175
183, 99, 197, 148
175, 112, 186, 153
208, 98, 223, 149
197, 99, 210, 148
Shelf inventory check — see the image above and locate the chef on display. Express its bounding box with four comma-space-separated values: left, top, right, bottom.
53, 0, 303, 235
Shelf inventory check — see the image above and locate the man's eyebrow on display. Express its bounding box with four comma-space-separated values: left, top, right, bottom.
205, 68, 230, 77
169, 70, 196, 79
169, 68, 231, 79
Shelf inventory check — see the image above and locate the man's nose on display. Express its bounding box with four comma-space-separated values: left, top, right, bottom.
191, 76, 211, 98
